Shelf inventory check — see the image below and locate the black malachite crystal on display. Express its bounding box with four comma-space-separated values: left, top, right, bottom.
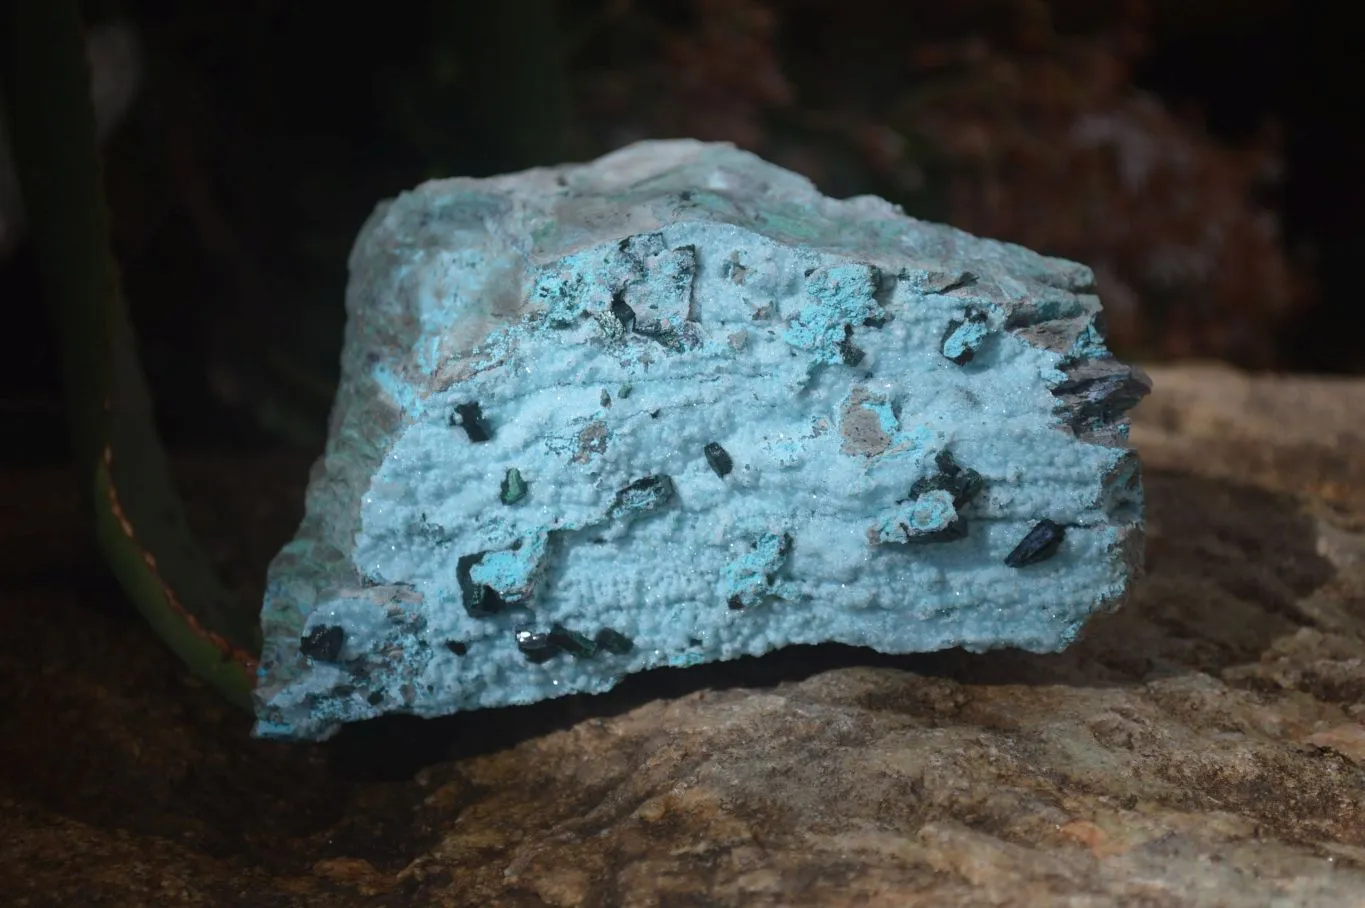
837, 324, 865, 366
451, 401, 493, 442
547, 623, 597, 658
1051, 366, 1154, 436
300, 625, 345, 662
609, 474, 676, 516
1005, 519, 1066, 567
703, 441, 733, 477
456, 552, 508, 617
910, 450, 986, 509
610, 291, 636, 329
515, 628, 558, 663
594, 628, 634, 655
513, 624, 632, 663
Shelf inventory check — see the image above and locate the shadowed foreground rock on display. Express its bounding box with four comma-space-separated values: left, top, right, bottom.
1, 363, 1364, 906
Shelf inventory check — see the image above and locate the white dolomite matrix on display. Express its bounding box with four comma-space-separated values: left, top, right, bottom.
253, 140, 1150, 741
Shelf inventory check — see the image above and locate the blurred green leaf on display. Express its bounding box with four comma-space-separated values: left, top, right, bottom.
2, 0, 257, 708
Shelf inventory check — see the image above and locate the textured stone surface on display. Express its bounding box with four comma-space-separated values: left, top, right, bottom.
256, 140, 1149, 740
1, 364, 1365, 906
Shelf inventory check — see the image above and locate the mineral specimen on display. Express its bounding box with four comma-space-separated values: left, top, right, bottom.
252, 139, 1151, 740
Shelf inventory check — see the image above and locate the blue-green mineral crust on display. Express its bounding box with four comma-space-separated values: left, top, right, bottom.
252, 139, 1151, 741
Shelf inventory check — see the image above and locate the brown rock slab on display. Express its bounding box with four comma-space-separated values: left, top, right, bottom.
1, 363, 1364, 906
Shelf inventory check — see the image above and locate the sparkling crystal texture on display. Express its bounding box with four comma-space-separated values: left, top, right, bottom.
252, 140, 1151, 740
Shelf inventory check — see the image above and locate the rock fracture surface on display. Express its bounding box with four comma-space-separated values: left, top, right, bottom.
253, 140, 1151, 740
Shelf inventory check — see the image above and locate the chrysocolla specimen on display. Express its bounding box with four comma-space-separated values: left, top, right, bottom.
253, 140, 1150, 741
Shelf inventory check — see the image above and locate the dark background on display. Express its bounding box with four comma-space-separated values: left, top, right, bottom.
3, 0, 1362, 461
1, 8, 1363, 901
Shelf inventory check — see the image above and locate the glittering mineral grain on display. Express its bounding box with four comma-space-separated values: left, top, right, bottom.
253, 140, 1150, 740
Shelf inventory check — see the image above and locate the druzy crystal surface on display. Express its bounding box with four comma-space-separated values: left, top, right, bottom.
253, 140, 1150, 740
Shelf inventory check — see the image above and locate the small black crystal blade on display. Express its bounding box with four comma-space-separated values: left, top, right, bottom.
951, 470, 986, 509
632, 318, 687, 352
1051, 367, 1154, 434
475, 585, 505, 616
609, 474, 676, 515
300, 625, 345, 662
624, 474, 671, 495
547, 623, 598, 658
594, 627, 634, 655
909, 451, 986, 509
445, 641, 468, 656
703, 441, 733, 477
452, 401, 493, 442
1005, 519, 1065, 567
837, 323, 865, 366
931, 449, 958, 477
610, 291, 636, 328
456, 552, 508, 618
515, 629, 559, 664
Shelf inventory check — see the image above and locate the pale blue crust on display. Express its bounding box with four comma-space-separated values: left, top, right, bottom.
252, 140, 1150, 741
